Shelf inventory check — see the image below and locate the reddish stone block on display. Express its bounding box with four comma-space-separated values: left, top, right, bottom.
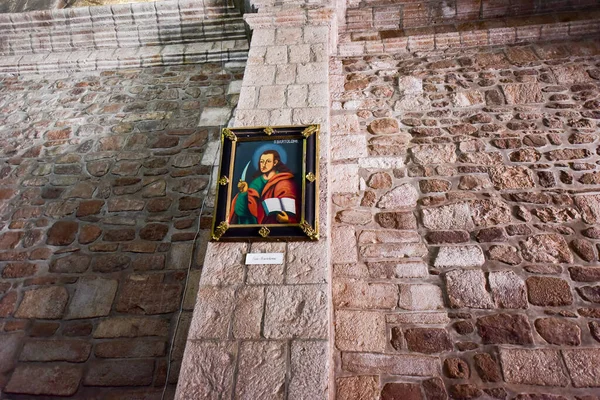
444, 357, 470, 379
93, 317, 170, 338
473, 353, 502, 382
535, 318, 581, 346
139, 223, 169, 241
577, 286, 600, 304
422, 377, 447, 400
63, 321, 93, 337
1, 262, 37, 278
147, 198, 172, 212
178, 196, 201, 210
15, 286, 69, 319
527, 276, 573, 306
50, 254, 91, 273
89, 243, 119, 252
121, 241, 157, 253
83, 359, 154, 386
107, 198, 145, 212
0, 231, 23, 249
46, 127, 72, 140
94, 338, 166, 358
115, 278, 182, 315
132, 254, 165, 271
77, 200, 104, 217
0, 188, 15, 199
30, 321, 60, 337
0, 291, 18, 317
404, 328, 452, 354
46, 221, 79, 246
91, 254, 131, 273
380, 382, 423, 400
79, 225, 102, 244
5, 364, 82, 395
449, 384, 482, 399
477, 313, 533, 345
19, 339, 91, 362
103, 228, 135, 242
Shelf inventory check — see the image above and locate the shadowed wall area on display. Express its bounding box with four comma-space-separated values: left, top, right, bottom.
0, 63, 243, 399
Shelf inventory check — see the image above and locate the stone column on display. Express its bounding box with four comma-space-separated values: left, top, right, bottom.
176, 3, 335, 399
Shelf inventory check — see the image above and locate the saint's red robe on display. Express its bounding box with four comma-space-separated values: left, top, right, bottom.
229, 172, 299, 224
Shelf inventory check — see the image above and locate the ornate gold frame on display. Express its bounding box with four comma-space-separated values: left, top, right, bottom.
211, 125, 319, 241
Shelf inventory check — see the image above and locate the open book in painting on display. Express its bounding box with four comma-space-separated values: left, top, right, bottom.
262, 197, 296, 216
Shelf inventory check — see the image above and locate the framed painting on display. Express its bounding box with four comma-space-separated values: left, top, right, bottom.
211, 125, 319, 241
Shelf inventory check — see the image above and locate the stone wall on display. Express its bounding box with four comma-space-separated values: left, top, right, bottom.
0, 62, 243, 399
344, 0, 600, 33
175, 5, 335, 399
330, 38, 600, 399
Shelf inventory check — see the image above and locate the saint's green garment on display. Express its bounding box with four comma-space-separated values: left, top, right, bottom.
233, 175, 268, 224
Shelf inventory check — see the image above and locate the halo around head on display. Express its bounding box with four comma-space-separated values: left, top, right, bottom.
252, 143, 288, 168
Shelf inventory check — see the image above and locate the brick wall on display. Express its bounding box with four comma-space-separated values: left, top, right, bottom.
0, 63, 243, 399
330, 38, 600, 398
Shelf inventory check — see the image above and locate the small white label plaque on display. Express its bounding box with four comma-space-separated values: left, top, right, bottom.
245, 253, 284, 265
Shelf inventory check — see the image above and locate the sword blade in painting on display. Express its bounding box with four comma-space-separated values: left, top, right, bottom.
240, 160, 251, 182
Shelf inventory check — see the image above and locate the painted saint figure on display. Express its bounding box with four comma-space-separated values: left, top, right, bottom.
229, 150, 300, 225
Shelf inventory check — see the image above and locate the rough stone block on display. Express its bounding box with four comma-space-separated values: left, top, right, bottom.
198, 107, 232, 126
477, 313, 533, 345
489, 165, 535, 189
499, 348, 569, 386
489, 270, 528, 309
84, 359, 154, 386
94, 338, 165, 358
264, 285, 327, 339
257, 85, 286, 109
434, 245, 485, 268
5, 364, 82, 396
296, 62, 328, 84
342, 352, 440, 376
332, 226, 357, 264
377, 183, 419, 209
422, 203, 473, 230
176, 341, 235, 399
189, 286, 235, 339
445, 269, 494, 309
574, 194, 600, 224
520, 234, 573, 264
332, 135, 367, 160
115, 277, 182, 315
15, 286, 68, 319
201, 242, 247, 285
331, 113, 360, 135
398, 284, 444, 310
502, 83, 544, 104
334, 280, 398, 310
287, 241, 327, 284
233, 286, 264, 339
93, 317, 169, 338
405, 328, 453, 354
335, 310, 386, 352
411, 144, 457, 165
0, 333, 22, 375
235, 341, 287, 399
336, 376, 379, 400
535, 318, 581, 346
562, 348, 600, 387
66, 277, 117, 319
330, 163, 359, 193
289, 340, 327, 399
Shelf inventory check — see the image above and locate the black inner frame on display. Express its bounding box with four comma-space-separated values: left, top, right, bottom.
212, 126, 318, 241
